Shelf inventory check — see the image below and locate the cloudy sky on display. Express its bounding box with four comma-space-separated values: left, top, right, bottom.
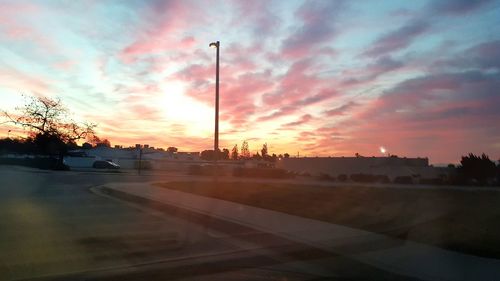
1, 0, 499, 163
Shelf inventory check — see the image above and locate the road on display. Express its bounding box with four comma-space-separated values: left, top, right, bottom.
0, 166, 416, 280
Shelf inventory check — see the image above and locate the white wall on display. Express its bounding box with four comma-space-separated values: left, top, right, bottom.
63, 156, 97, 168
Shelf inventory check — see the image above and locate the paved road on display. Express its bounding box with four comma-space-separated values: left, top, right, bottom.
0, 166, 415, 280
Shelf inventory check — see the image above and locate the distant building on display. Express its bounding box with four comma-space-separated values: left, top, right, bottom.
64, 146, 201, 169
275, 156, 447, 180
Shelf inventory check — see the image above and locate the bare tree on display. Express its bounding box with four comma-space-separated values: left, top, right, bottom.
3, 95, 95, 142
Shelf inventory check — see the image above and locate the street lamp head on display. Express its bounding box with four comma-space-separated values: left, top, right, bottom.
209, 41, 219, 49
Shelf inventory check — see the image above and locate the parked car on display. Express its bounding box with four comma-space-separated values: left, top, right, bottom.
92, 160, 120, 169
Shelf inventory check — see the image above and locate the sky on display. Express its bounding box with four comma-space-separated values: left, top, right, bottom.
0, 0, 499, 164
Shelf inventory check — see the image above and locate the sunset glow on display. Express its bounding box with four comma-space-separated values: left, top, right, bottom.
1, 0, 499, 163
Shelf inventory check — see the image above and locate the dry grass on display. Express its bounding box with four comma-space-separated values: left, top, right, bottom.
156, 181, 500, 259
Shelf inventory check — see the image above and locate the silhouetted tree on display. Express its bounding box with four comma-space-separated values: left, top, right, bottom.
261, 143, 268, 159
33, 132, 67, 155
222, 148, 230, 160
200, 149, 228, 160
252, 152, 262, 160
82, 142, 92, 149
241, 140, 250, 159
200, 150, 215, 160
271, 153, 278, 162
284, 153, 290, 158
458, 153, 496, 185
497, 160, 500, 185
0, 137, 36, 155
231, 144, 238, 160
94, 138, 111, 147
2, 95, 97, 164
167, 147, 178, 153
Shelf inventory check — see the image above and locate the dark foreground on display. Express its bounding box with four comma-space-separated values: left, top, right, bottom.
0, 166, 415, 280
157, 180, 500, 259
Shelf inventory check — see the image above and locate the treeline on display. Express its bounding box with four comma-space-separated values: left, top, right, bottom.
0, 135, 77, 156
200, 141, 290, 161
0, 135, 111, 155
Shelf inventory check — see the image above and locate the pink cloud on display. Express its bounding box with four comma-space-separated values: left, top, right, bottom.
361, 20, 430, 58
120, 1, 206, 59
0, 68, 52, 94
0, 3, 59, 54
323, 101, 359, 117
231, 0, 280, 37
283, 114, 313, 127
280, 1, 345, 58
305, 71, 500, 162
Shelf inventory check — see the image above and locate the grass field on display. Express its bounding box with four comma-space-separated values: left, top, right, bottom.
156, 181, 500, 259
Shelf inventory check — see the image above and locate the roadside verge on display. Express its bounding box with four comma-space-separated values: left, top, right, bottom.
98, 182, 500, 281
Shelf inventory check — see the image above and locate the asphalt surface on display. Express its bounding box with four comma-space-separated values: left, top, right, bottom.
0, 166, 417, 281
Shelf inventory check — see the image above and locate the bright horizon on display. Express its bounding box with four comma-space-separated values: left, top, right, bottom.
1, 0, 499, 164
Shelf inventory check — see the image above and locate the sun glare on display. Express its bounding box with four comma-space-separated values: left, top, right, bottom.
379, 146, 387, 154
159, 81, 213, 137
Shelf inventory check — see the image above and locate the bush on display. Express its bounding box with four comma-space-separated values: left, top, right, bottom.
232, 167, 292, 179
394, 176, 413, 184
337, 174, 348, 182
318, 173, 335, 181
349, 174, 390, 183
375, 175, 391, 183
350, 173, 377, 183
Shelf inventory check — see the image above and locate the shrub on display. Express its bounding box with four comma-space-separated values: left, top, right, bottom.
318, 173, 335, 181
337, 174, 348, 182
458, 153, 496, 185
375, 175, 390, 183
350, 173, 377, 183
394, 176, 413, 184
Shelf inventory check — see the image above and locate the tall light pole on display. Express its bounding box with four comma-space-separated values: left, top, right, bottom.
209, 41, 220, 162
